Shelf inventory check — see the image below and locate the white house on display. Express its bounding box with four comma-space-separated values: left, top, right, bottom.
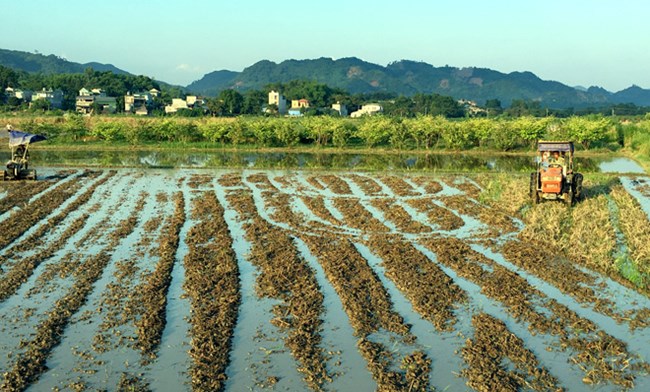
350, 103, 383, 118
4, 87, 32, 101
32, 88, 64, 109
165, 98, 189, 114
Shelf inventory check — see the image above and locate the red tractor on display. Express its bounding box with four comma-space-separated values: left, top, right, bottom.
530, 141, 583, 205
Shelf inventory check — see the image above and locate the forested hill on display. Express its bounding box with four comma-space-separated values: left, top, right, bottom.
3, 48, 650, 109
186, 57, 650, 109
0, 48, 130, 75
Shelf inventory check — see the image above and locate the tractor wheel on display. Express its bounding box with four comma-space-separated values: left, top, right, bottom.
27, 170, 36, 181
573, 173, 584, 200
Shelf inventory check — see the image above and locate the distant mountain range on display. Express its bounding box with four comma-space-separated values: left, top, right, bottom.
0, 48, 130, 75
186, 57, 650, 108
3, 48, 650, 108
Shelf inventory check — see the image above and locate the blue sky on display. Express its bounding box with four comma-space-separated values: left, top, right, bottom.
2, 0, 648, 91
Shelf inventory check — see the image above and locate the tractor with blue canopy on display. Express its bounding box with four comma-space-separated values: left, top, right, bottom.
3, 125, 47, 181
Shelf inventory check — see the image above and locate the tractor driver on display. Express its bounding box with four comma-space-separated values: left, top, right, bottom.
548, 151, 565, 166
548, 150, 568, 176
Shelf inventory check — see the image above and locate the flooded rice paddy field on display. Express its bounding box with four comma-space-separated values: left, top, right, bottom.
0, 167, 649, 391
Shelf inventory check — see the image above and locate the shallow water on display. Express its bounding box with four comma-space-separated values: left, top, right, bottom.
9, 149, 632, 172
1, 168, 649, 391
599, 157, 646, 174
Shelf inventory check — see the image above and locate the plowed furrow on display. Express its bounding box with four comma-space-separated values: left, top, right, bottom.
134, 192, 184, 359
366, 235, 465, 330
227, 190, 330, 390
333, 198, 389, 232
425, 237, 643, 388
462, 313, 560, 392
1, 199, 142, 391
300, 195, 342, 226
0, 171, 116, 301
182, 191, 239, 391
441, 194, 518, 234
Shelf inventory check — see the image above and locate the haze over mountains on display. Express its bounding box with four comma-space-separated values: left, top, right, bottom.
2, 48, 650, 109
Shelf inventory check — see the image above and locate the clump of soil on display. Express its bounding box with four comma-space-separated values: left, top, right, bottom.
378, 176, 419, 197
410, 176, 443, 195
305, 176, 326, 190
370, 199, 431, 234
218, 172, 244, 187
117, 372, 149, 391
300, 195, 342, 226
333, 198, 388, 233
347, 173, 383, 195
187, 174, 213, 189
448, 177, 482, 199
405, 198, 464, 231
315, 174, 352, 194
441, 194, 518, 235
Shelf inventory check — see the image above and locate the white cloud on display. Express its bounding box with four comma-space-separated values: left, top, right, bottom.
175, 63, 201, 72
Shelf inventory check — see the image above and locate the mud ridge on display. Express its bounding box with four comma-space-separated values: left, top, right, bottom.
182, 191, 240, 391
227, 189, 330, 390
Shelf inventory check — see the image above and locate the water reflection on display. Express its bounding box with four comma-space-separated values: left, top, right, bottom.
0, 149, 633, 172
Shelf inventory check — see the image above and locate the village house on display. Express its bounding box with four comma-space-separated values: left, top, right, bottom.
164, 95, 206, 114
332, 102, 348, 116
458, 99, 486, 116
125, 91, 153, 115
32, 88, 64, 109
291, 99, 310, 109
76, 88, 117, 114
288, 107, 302, 117
165, 98, 189, 114
4, 87, 32, 101
186, 95, 206, 108
267, 90, 287, 114
350, 103, 383, 118
288, 98, 310, 117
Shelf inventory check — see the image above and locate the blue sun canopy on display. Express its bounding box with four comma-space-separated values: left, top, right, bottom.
8, 130, 47, 147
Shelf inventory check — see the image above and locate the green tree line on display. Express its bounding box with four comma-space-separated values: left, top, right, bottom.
9, 113, 645, 153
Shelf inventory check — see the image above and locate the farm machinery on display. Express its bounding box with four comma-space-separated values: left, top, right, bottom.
3, 126, 47, 181
530, 141, 583, 206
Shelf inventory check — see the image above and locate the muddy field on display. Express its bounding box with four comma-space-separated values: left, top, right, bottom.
0, 168, 649, 391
